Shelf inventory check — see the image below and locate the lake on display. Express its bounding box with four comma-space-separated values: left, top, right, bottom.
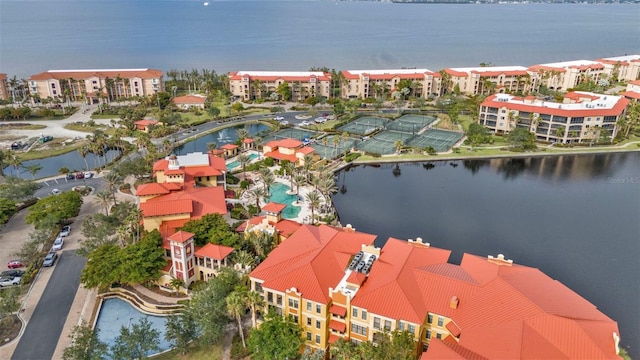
173, 123, 270, 155
3, 149, 121, 179
332, 152, 640, 356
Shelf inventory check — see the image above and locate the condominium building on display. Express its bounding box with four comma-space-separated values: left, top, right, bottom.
340, 69, 441, 99
0, 73, 8, 101
28, 68, 164, 104
478, 92, 629, 143
596, 55, 640, 82
228, 71, 332, 101
528, 60, 605, 91
620, 80, 640, 102
249, 224, 620, 359
441, 66, 536, 96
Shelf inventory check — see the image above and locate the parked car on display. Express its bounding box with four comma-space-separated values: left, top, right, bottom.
7, 260, 24, 269
280, 121, 289, 126
1, 269, 24, 278
52, 237, 64, 251
52, 189, 60, 195
0, 276, 21, 287
314, 116, 327, 123
60, 225, 71, 237
274, 116, 285, 121
66, 173, 75, 180
300, 121, 311, 126
75, 172, 85, 179
83, 172, 93, 178
43, 252, 57, 267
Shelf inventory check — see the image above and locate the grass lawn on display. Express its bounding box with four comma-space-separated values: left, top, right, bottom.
0, 124, 47, 130
152, 341, 224, 360
64, 123, 116, 135
16, 141, 85, 161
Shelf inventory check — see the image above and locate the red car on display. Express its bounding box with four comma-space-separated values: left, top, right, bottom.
7, 260, 24, 269
75, 172, 85, 179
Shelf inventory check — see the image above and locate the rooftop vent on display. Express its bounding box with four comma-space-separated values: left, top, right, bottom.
487, 253, 513, 266
450, 296, 460, 309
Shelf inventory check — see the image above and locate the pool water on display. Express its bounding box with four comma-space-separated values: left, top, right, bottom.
95, 297, 171, 358
268, 182, 301, 219
227, 153, 259, 170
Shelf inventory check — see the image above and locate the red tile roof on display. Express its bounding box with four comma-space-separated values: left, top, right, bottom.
250, 225, 377, 303
329, 305, 347, 317
274, 220, 302, 238
329, 320, 346, 332
136, 182, 172, 196
345, 272, 366, 286
481, 94, 629, 118
221, 144, 238, 150
262, 202, 287, 214
195, 243, 234, 260
140, 199, 193, 217
243, 138, 254, 143
168, 230, 194, 243
30, 68, 163, 81
277, 138, 303, 148
172, 94, 206, 104
160, 219, 191, 247
621, 90, 640, 100
264, 151, 298, 163
134, 119, 159, 126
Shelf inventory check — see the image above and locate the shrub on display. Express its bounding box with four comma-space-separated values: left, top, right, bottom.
345, 153, 361, 163
263, 157, 274, 167
240, 180, 250, 189
230, 333, 252, 359
226, 173, 240, 185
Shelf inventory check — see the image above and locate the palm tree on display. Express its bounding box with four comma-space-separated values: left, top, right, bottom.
233, 250, 256, 270
236, 128, 249, 143
554, 126, 566, 143
262, 172, 275, 197
103, 171, 121, 205
8, 153, 22, 176
23, 163, 42, 180
207, 142, 218, 153
226, 291, 247, 348
237, 153, 251, 179
248, 186, 266, 210
302, 154, 314, 181
293, 172, 307, 197
305, 190, 322, 225
394, 140, 404, 155
245, 291, 265, 328
96, 191, 112, 215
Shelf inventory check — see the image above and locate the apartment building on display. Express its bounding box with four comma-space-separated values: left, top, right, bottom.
479, 92, 629, 143
249, 224, 620, 359
621, 80, 640, 102
528, 60, 606, 91
596, 55, 640, 82
0, 73, 9, 101
28, 68, 164, 104
441, 66, 535, 96
228, 71, 332, 101
340, 69, 441, 99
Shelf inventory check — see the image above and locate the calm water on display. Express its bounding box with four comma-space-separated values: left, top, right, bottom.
332, 152, 640, 356
1, 1, 638, 77
2, 149, 121, 179
173, 123, 269, 154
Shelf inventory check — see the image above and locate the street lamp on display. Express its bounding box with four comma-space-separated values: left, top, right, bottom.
154, 88, 160, 110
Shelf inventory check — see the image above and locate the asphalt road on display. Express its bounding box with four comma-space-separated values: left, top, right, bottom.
36, 176, 105, 198
11, 250, 87, 360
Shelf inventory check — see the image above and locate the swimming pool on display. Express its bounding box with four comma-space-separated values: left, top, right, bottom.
227, 153, 259, 170
268, 182, 301, 219
95, 297, 171, 358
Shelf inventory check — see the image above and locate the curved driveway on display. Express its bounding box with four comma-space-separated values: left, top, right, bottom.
11, 250, 86, 360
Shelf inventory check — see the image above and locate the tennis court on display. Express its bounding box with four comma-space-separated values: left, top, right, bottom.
386, 115, 437, 133
357, 137, 397, 155
311, 135, 359, 160
261, 128, 318, 144
407, 129, 463, 152
336, 116, 389, 136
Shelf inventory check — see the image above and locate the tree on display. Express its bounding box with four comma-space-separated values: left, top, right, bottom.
207, 105, 221, 118
164, 312, 198, 356
118, 230, 165, 285
110, 317, 160, 360
80, 244, 123, 289
507, 127, 537, 151
102, 171, 122, 205
0, 197, 17, 225
23, 163, 42, 180
237, 153, 251, 178
394, 140, 404, 155
0, 286, 21, 327
305, 190, 322, 225
466, 123, 493, 146
96, 191, 112, 215
226, 288, 248, 348
247, 309, 304, 360
180, 213, 240, 247
301, 347, 326, 360
0, 177, 39, 201
245, 290, 265, 329
276, 82, 291, 101
62, 321, 109, 360
231, 102, 245, 115
26, 191, 83, 228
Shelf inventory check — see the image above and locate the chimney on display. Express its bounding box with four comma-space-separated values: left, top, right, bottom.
450, 296, 459, 309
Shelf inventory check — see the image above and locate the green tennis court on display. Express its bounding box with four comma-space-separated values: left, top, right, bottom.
337, 116, 389, 136
407, 129, 463, 152
261, 128, 318, 144
311, 135, 359, 159
386, 115, 437, 133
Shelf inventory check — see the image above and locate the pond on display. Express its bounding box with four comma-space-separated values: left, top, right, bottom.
174, 123, 270, 155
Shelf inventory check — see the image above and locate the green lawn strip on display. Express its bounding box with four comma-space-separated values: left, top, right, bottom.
64, 123, 116, 135
0, 124, 47, 130
17, 142, 84, 161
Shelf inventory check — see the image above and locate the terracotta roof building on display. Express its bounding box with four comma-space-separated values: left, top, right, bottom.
172, 94, 206, 109
228, 71, 332, 101
442, 66, 535, 96
27, 68, 164, 104
134, 119, 159, 132
250, 226, 621, 358
528, 60, 606, 92
0, 73, 8, 101
595, 55, 640, 82
262, 138, 315, 166
620, 80, 640, 102
478, 92, 629, 143
341, 69, 441, 99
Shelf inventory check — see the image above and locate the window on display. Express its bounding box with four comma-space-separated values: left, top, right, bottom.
427, 314, 433, 324
352, 308, 358, 318
436, 333, 442, 339
408, 324, 415, 334
315, 335, 320, 344
351, 323, 367, 336
306, 332, 311, 341
316, 320, 321, 329
384, 320, 391, 331
288, 299, 298, 309
373, 317, 381, 330
437, 316, 444, 327
362, 311, 367, 320
307, 302, 312, 311
307, 317, 312, 326
426, 330, 431, 339
570, 117, 584, 124
277, 295, 282, 306
316, 304, 321, 314
291, 315, 298, 323
398, 321, 405, 331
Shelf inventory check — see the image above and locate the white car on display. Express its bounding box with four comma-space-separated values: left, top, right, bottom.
300, 121, 311, 126
52, 237, 64, 251
274, 116, 285, 121
84, 172, 93, 178
52, 189, 60, 195
0, 276, 21, 287
280, 121, 289, 126
60, 225, 71, 237
314, 116, 327, 123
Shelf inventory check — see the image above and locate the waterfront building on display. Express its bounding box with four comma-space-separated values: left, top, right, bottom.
136, 152, 228, 234
441, 66, 536, 96
620, 80, 640, 102
249, 224, 621, 359
478, 92, 629, 143
340, 69, 441, 99
0, 73, 8, 101
172, 94, 206, 110
236, 201, 301, 244
528, 60, 605, 91
228, 71, 332, 102
595, 55, 640, 82
27, 68, 164, 104
262, 138, 316, 166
